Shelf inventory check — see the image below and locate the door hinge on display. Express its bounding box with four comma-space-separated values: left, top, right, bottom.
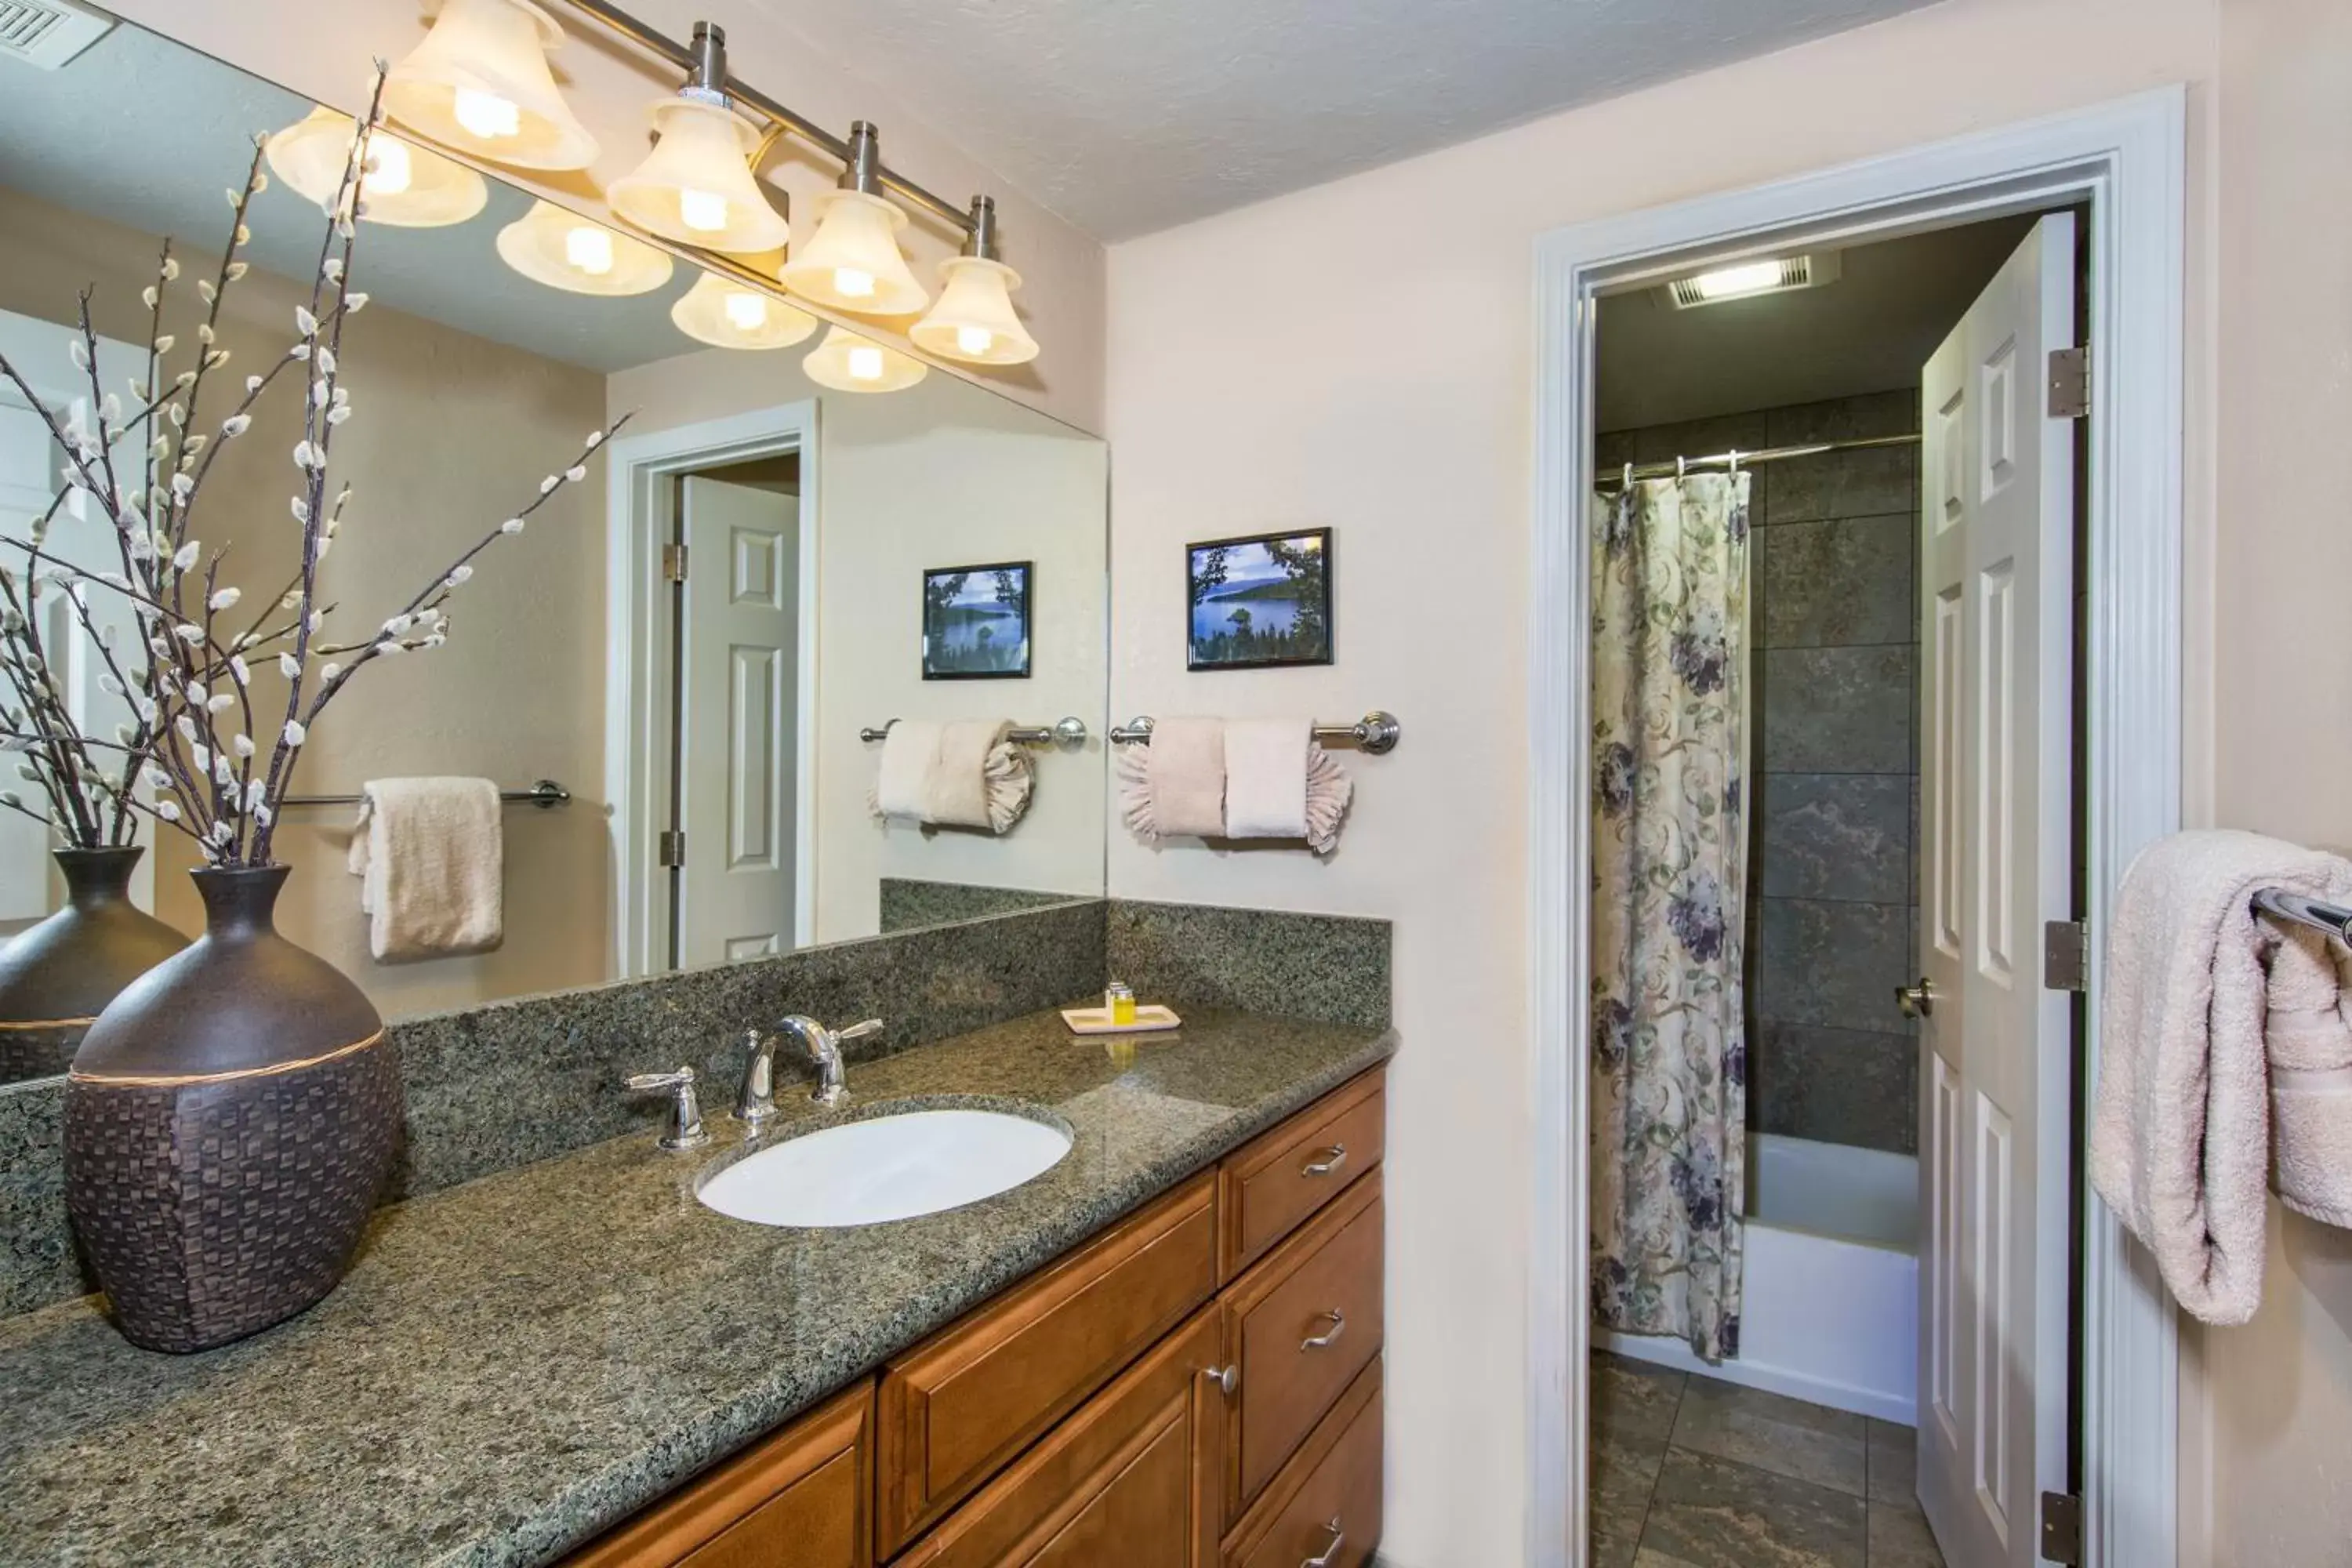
2041, 1490, 2084, 1565
656, 829, 686, 868
2048, 345, 2090, 419
661, 543, 689, 583
2044, 920, 2089, 993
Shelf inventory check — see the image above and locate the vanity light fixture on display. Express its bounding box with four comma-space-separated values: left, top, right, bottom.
497, 200, 674, 295
802, 325, 927, 393
608, 24, 791, 254
384, 0, 600, 172
671, 270, 818, 350
910, 196, 1039, 365
778, 122, 929, 316
265, 108, 489, 228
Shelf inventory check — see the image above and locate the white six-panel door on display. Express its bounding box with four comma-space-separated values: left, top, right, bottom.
675, 475, 800, 967
1915, 212, 2077, 1568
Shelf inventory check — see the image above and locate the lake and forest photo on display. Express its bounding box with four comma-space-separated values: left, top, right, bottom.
1185, 528, 1334, 670
922, 561, 1033, 679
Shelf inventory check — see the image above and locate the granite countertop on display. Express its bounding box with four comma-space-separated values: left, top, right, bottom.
0, 1005, 1393, 1567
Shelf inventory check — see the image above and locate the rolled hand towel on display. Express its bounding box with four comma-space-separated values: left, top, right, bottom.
346, 777, 503, 963
926, 719, 1022, 832
1119, 716, 1225, 840
2263, 925, 2352, 1231
2089, 829, 2352, 1323
1224, 719, 1309, 839
874, 720, 943, 824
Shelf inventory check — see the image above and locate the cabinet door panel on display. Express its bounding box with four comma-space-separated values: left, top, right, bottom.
1218, 1069, 1386, 1283
1226, 1360, 1382, 1568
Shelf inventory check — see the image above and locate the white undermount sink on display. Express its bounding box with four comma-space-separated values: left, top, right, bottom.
696, 1107, 1073, 1229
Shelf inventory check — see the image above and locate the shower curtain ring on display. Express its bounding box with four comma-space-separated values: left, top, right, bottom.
1675, 455, 1686, 480
1727, 449, 1740, 474
1622, 462, 1635, 491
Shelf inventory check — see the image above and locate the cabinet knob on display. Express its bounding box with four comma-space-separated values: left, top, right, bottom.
1300, 1144, 1348, 1178
1301, 1516, 1346, 1568
1301, 1309, 1346, 1351
1200, 1363, 1240, 1396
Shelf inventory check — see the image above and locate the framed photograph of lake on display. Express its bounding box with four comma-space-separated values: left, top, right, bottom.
1185, 528, 1333, 671
922, 561, 1032, 680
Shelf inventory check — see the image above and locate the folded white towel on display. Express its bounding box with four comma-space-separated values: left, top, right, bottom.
2089, 829, 2352, 1323
1120, 717, 1225, 840
346, 777, 503, 963
1224, 719, 1309, 839
875, 721, 942, 824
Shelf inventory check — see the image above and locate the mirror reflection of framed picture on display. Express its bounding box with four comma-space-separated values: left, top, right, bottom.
1185, 528, 1333, 671
922, 561, 1033, 680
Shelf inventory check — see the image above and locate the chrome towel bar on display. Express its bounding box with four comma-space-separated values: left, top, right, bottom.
278, 779, 572, 808
2252, 888, 2352, 945
858, 717, 1089, 748
1107, 711, 1401, 755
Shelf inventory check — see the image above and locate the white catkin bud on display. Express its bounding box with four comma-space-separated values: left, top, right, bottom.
345, 292, 368, 313
162, 257, 180, 281
154, 335, 175, 355
291, 497, 310, 524
232, 734, 255, 759
499, 518, 524, 535
320, 662, 342, 682
229, 655, 249, 686
539, 476, 558, 495
318, 347, 337, 374
295, 307, 318, 336
142, 286, 158, 310
223, 415, 251, 437
586, 430, 604, 448
172, 541, 200, 572
154, 800, 180, 822
208, 587, 240, 612
282, 719, 307, 746
227, 262, 249, 281
446, 564, 474, 586
245, 375, 263, 394
278, 652, 299, 679
206, 694, 234, 714
565, 465, 586, 483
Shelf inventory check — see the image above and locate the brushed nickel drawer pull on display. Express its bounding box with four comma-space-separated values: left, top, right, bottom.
1301, 1309, 1346, 1350
1301, 1516, 1345, 1567
1301, 1144, 1348, 1177
1201, 1363, 1240, 1396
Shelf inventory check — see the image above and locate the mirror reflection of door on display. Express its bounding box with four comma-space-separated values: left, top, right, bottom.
671, 468, 801, 969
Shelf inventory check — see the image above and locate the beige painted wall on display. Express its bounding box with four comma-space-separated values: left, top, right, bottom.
0, 187, 613, 1021
2194, 0, 2352, 1559
1103, 0, 2221, 1559
605, 346, 1109, 946
104, 0, 1107, 434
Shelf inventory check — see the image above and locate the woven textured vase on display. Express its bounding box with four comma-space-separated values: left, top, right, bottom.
0, 847, 187, 1084
65, 864, 400, 1353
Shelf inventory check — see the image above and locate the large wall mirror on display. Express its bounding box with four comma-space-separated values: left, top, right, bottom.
0, 17, 1108, 1064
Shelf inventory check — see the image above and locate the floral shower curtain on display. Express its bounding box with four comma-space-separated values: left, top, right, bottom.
1588, 472, 1751, 1363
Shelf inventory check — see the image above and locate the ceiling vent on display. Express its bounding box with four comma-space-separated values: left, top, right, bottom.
0, 0, 112, 70
1663, 251, 1842, 310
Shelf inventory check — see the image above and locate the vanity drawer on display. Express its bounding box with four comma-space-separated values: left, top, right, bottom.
877, 1171, 1220, 1555
1221, 1167, 1384, 1524
893, 1307, 1224, 1567
1218, 1069, 1385, 1283
1223, 1359, 1382, 1568
566, 1381, 873, 1568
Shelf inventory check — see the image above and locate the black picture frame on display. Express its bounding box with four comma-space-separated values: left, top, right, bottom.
1185, 528, 1334, 671
921, 561, 1033, 680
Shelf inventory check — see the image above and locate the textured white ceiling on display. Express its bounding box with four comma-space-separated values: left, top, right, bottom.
735, 0, 1942, 239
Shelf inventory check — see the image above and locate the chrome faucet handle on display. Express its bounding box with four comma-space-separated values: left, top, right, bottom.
836, 1018, 884, 1047
734, 1027, 779, 1129
776, 1015, 884, 1109
626, 1065, 710, 1151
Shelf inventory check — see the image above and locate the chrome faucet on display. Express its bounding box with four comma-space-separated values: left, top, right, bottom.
770, 1015, 884, 1109
624, 1065, 710, 1151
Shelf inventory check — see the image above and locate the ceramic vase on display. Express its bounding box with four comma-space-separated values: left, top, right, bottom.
0, 847, 187, 1084
64, 863, 400, 1352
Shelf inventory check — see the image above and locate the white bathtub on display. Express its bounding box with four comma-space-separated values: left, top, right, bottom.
1599, 1133, 1919, 1423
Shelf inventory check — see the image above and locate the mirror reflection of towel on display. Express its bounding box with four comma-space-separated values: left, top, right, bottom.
869, 720, 1034, 834
347, 777, 504, 962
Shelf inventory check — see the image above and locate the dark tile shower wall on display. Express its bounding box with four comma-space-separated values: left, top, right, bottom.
1599, 390, 1922, 1155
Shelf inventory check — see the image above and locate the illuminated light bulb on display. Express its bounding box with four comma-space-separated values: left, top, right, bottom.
453, 85, 521, 140
778, 189, 927, 315
847, 345, 884, 381
362, 138, 415, 196
564, 225, 614, 275
677, 187, 729, 233
722, 290, 768, 330
956, 325, 993, 356
910, 254, 1040, 366
800, 325, 926, 392
496, 201, 673, 295
669, 271, 817, 350
834, 267, 876, 299
1692, 260, 1784, 300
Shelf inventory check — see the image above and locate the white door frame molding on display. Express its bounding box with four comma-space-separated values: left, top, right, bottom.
1527, 88, 2186, 1568
603, 401, 820, 978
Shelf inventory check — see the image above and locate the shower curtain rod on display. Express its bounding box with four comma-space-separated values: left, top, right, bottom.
1596, 432, 1921, 488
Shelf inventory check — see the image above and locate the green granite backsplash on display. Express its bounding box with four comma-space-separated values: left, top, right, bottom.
878, 879, 1085, 932
0, 894, 1391, 1323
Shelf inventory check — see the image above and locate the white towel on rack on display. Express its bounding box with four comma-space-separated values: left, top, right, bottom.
874, 721, 942, 823
346, 777, 503, 963
870, 720, 1033, 833
1224, 719, 1309, 839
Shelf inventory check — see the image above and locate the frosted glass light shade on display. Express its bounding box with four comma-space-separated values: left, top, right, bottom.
608, 98, 789, 253
266, 108, 488, 228
910, 256, 1039, 365
779, 190, 928, 315
671, 271, 818, 350
385, 0, 599, 172
496, 201, 673, 296
802, 326, 926, 393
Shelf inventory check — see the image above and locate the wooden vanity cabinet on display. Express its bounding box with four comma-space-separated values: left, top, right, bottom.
567, 1067, 1386, 1568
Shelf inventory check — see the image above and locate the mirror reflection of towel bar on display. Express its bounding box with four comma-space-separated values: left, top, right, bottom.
278, 779, 572, 808
1106, 711, 1402, 756
859, 718, 1089, 748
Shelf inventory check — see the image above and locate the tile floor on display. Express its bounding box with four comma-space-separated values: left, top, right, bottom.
1590, 1351, 1948, 1567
